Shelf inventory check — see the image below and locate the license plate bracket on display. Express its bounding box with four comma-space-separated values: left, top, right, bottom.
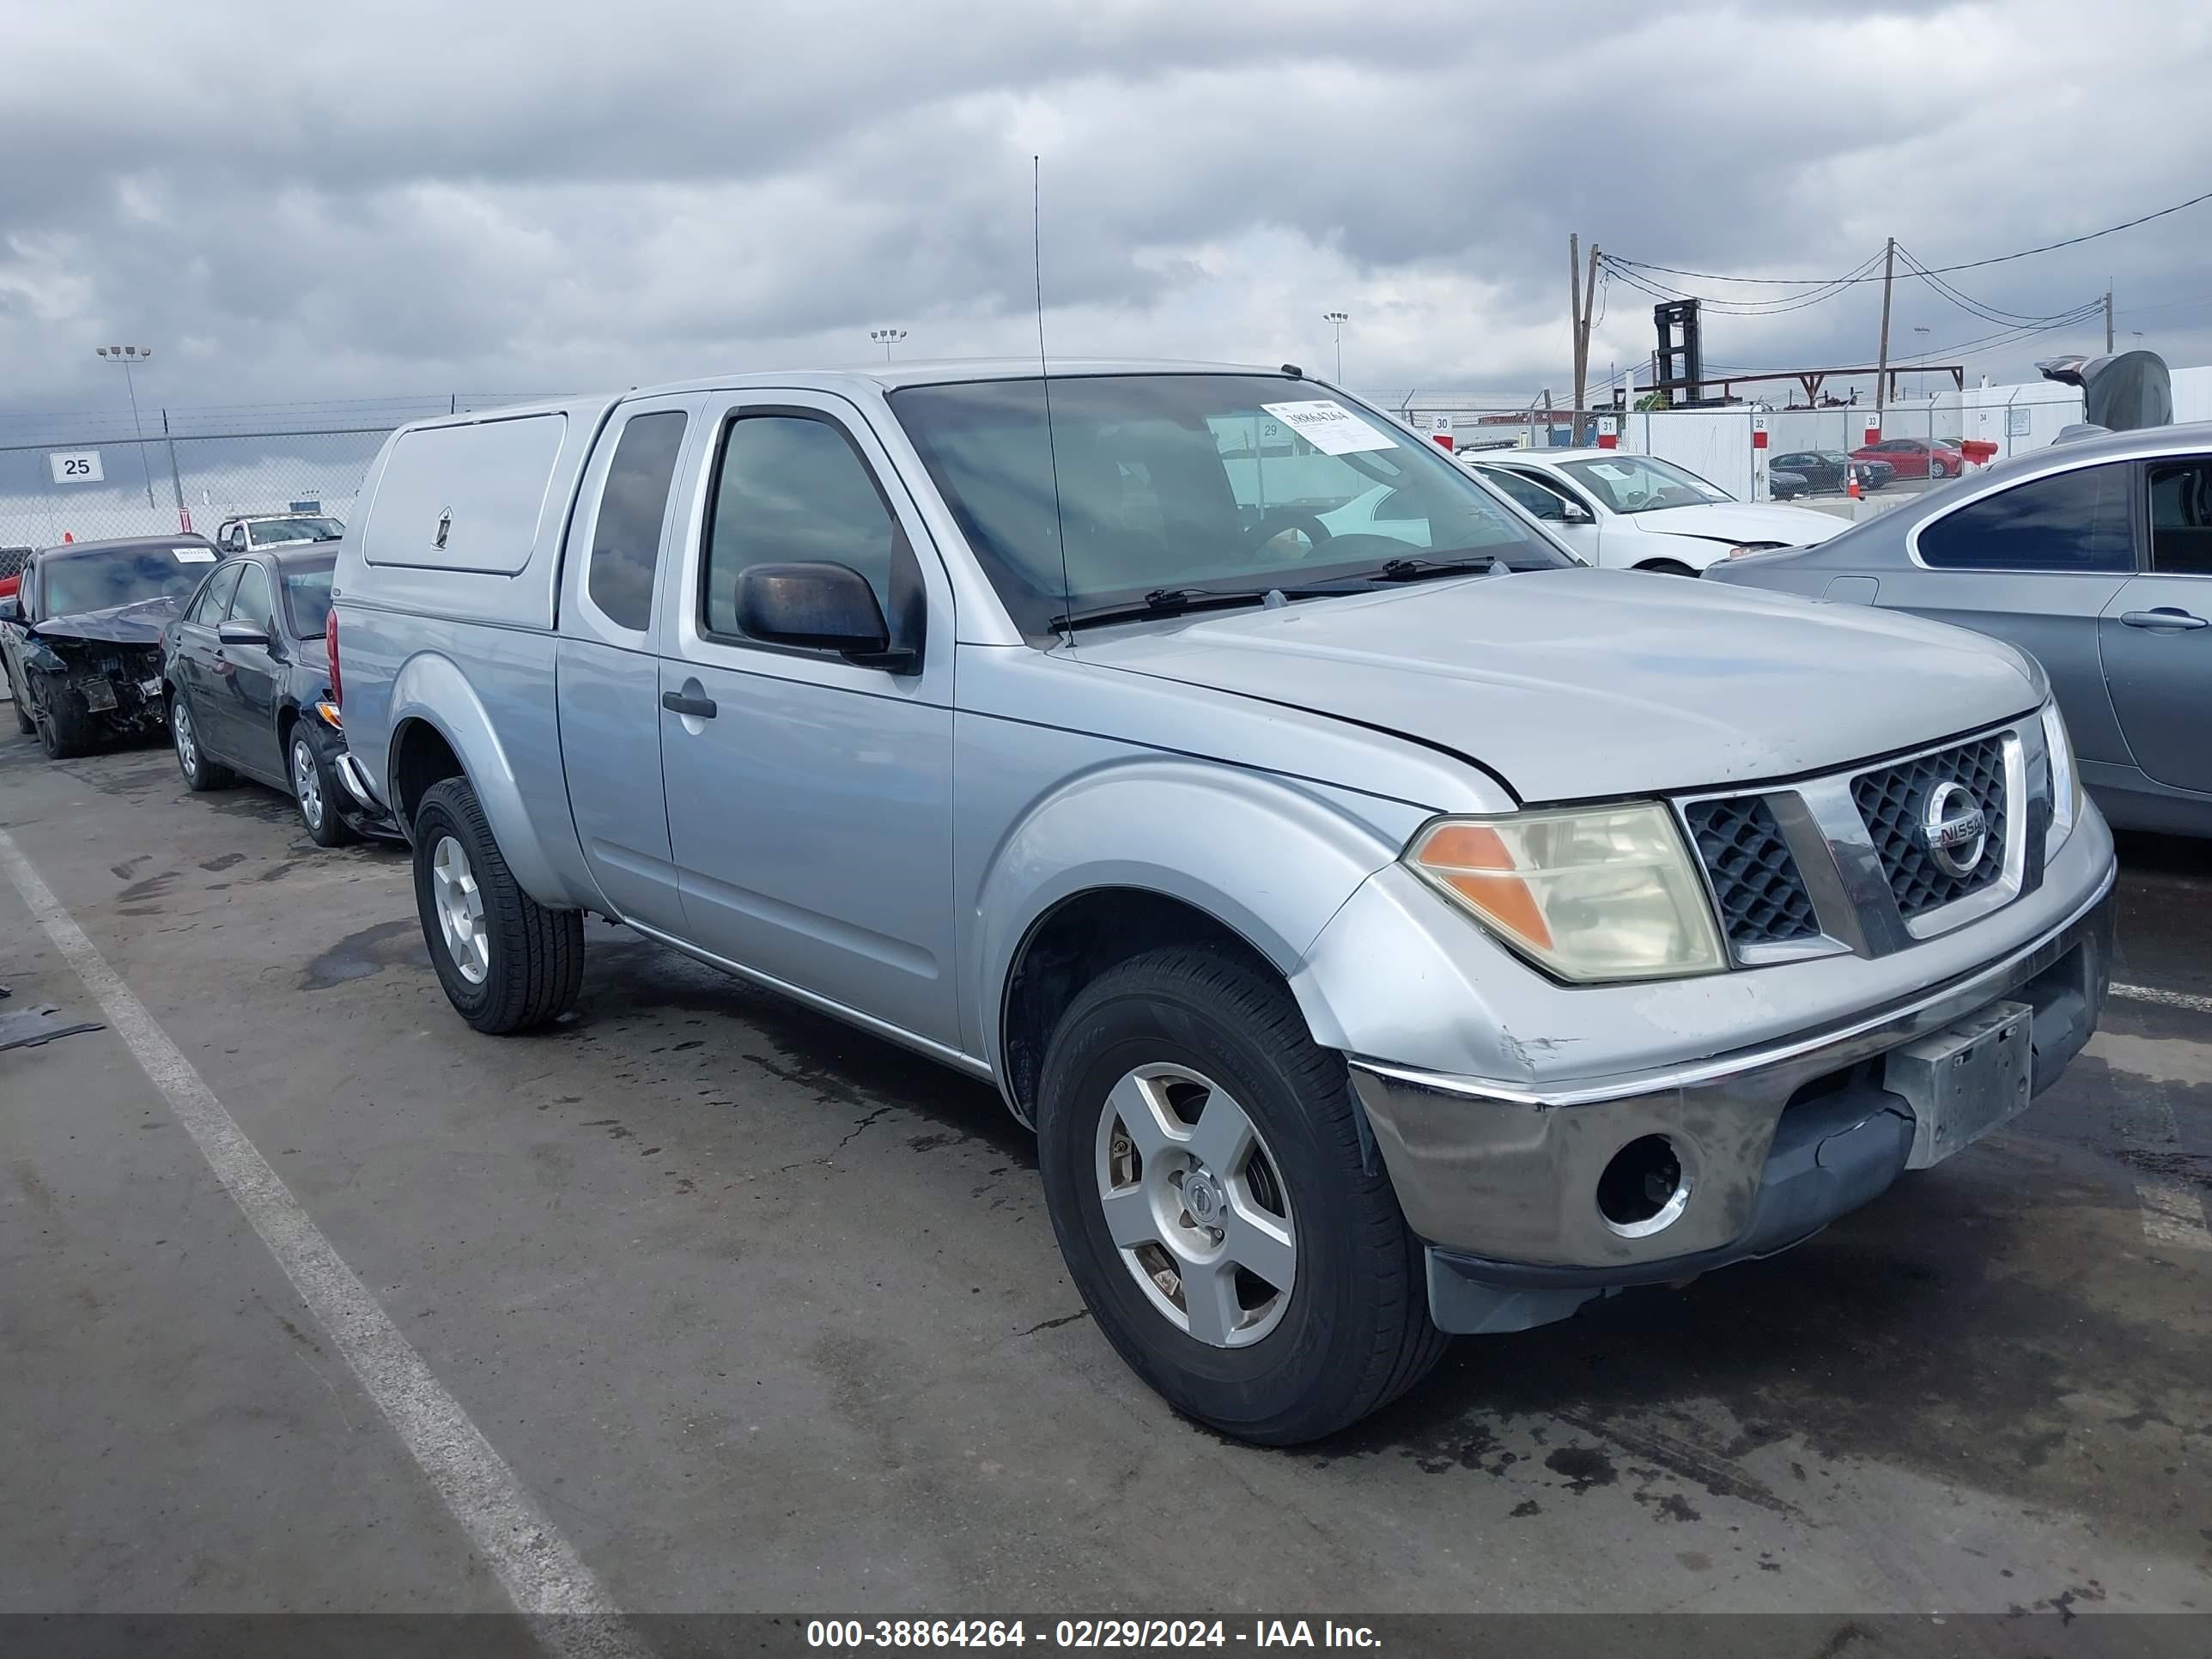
1887, 1000, 2034, 1169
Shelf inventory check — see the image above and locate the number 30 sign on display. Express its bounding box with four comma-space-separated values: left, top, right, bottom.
49, 450, 105, 483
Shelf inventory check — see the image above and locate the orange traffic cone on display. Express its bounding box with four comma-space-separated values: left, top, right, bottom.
1846, 466, 1862, 501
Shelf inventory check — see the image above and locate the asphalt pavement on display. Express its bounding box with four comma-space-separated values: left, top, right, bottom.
3, 727, 2208, 1632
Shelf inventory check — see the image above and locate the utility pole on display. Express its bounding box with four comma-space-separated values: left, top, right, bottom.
161, 409, 190, 533
1874, 237, 1895, 418
1568, 236, 1600, 433
2105, 284, 2115, 353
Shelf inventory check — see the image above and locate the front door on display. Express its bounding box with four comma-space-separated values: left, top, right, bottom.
210, 558, 283, 778
2102, 456, 2212, 793
171, 560, 242, 748
555, 394, 703, 933
658, 392, 961, 1050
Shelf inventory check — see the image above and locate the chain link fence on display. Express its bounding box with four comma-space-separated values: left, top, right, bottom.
0, 395, 558, 550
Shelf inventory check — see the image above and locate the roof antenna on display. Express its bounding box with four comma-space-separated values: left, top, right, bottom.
1035, 154, 1073, 647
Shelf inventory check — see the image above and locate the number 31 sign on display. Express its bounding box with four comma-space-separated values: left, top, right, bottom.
49, 450, 105, 483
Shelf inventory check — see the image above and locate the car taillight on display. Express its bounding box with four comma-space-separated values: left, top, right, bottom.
326, 606, 342, 708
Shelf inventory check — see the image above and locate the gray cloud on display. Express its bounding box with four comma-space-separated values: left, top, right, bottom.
4, 0, 2209, 432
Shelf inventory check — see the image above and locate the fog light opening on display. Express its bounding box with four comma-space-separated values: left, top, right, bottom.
1597, 1134, 1692, 1238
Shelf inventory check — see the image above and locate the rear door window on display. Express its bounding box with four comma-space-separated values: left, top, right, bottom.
586, 410, 690, 632
2147, 459, 2212, 576
1917, 462, 2136, 573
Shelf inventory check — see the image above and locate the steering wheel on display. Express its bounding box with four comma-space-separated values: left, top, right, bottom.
1240, 508, 1335, 562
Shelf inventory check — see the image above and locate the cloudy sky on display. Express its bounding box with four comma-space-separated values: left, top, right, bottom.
5, 0, 2210, 431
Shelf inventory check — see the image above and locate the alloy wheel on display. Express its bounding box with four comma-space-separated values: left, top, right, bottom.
430, 835, 490, 984
1093, 1063, 1297, 1348
292, 738, 325, 831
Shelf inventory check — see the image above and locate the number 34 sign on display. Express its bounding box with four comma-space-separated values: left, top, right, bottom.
49, 450, 105, 483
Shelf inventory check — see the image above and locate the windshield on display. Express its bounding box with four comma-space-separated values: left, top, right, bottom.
890, 373, 1572, 634
1557, 455, 1734, 514
279, 556, 337, 638
40, 546, 214, 617
247, 517, 343, 546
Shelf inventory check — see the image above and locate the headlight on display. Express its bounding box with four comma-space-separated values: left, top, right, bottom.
2041, 699, 2081, 848
1406, 804, 1727, 983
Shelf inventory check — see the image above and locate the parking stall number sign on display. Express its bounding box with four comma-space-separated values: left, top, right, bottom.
49, 450, 104, 483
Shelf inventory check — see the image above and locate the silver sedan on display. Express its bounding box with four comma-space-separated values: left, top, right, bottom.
1711, 422, 2212, 836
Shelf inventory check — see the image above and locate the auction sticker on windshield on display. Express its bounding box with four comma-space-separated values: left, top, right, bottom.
1261, 400, 1395, 457
173, 547, 215, 562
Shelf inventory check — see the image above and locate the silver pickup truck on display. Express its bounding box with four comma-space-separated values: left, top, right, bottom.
330, 361, 2115, 1444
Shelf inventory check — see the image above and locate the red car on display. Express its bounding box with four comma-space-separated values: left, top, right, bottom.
1849, 436, 1966, 480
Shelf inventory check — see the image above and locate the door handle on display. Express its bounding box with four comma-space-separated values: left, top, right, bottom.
2119, 608, 2209, 630
661, 690, 718, 719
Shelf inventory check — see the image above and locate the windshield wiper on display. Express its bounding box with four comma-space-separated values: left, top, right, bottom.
1049, 587, 1279, 631
1361, 556, 1513, 582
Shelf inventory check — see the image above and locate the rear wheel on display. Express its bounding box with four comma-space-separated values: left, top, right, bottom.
289, 725, 358, 848
411, 775, 583, 1033
1036, 946, 1447, 1445
171, 692, 234, 791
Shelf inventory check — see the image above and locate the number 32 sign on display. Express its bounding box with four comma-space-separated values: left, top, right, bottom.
50, 450, 105, 483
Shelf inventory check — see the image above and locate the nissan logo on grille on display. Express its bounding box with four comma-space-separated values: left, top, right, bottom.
1921, 781, 1989, 878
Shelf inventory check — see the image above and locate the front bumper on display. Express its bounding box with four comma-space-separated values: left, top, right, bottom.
1348, 865, 2114, 1334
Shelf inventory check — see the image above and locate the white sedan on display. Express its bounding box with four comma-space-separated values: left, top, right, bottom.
1462, 449, 1845, 574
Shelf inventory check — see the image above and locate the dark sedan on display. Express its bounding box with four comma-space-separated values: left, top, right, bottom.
161, 544, 396, 845
1772, 450, 1896, 495
1, 534, 225, 758
1850, 436, 1965, 480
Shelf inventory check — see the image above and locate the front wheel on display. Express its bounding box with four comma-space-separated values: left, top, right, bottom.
171, 691, 234, 791
410, 775, 583, 1033
1036, 946, 1447, 1445
289, 726, 359, 848
33, 673, 95, 760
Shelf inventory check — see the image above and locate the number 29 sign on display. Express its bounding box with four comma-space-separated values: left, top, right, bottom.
49, 450, 106, 483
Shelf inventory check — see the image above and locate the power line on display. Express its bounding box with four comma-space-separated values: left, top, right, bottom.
1604, 185, 2212, 286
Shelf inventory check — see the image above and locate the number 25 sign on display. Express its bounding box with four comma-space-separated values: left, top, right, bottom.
49, 450, 106, 483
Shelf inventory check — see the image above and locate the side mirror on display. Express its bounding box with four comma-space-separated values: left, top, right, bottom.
1561, 502, 1594, 523
736, 562, 914, 671
218, 619, 270, 647
0, 595, 19, 623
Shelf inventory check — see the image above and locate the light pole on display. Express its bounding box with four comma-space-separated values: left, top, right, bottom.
95, 343, 160, 508
1322, 312, 1348, 383
869, 328, 908, 362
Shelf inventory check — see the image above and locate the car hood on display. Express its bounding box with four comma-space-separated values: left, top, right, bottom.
32, 595, 184, 646
1073, 568, 2042, 801
1626, 501, 1847, 546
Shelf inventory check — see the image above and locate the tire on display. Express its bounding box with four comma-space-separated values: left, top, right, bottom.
169, 690, 234, 791
32, 673, 94, 760
289, 723, 359, 848
8, 659, 32, 735
1036, 945, 1448, 1446
411, 775, 583, 1034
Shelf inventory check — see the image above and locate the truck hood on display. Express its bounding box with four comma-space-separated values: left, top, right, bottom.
1073, 568, 2041, 801
1625, 501, 1846, 547
30, 595, 183, 646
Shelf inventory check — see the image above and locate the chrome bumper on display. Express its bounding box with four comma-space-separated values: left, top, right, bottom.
333, 749, 381, 811
1348, 862, 2115, 1290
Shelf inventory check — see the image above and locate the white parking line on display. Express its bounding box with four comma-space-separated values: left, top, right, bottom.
2112, 981, 2212, 1018
0, 830, 648, 1657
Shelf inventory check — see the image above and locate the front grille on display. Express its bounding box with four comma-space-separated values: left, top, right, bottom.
1683, 795, 1820, 948
1851, 734, 2008, 919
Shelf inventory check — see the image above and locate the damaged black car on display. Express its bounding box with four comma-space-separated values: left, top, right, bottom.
1, 534, 227, 759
